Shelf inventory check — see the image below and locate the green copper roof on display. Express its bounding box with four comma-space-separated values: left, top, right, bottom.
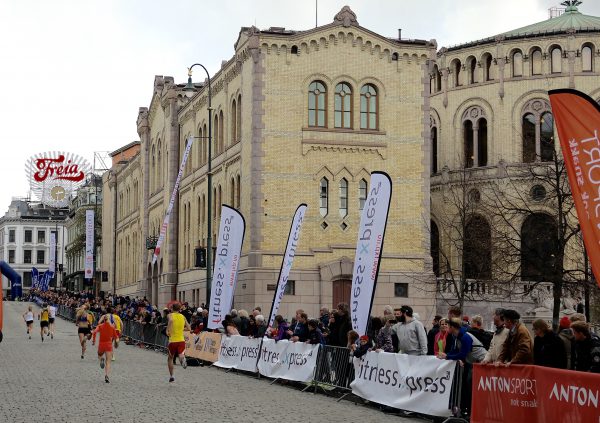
500, 4, 600, 38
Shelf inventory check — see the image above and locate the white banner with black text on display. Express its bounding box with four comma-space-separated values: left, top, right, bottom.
257, 338, 320, 382
214, 335, 260, 372
267, 204, 307, 328
350, 171, 392, 335
351, 351, 455, 417
207, 205, 246, 330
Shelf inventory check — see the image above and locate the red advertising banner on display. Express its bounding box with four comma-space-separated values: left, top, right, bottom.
472, 364, 600, 423
549, 89, 600, 288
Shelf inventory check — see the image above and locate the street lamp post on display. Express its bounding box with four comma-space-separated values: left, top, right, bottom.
183, 63, 213, 307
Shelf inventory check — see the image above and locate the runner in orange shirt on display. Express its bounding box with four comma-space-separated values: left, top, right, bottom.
92, 314, 118, 383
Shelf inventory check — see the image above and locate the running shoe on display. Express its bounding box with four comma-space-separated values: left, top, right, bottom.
100, 357, 105, 369
169, 377, 175, 383
41, 337, 44, 342
111, 356, 115, 362
105, 376, 110, 384
29, 335, 31, 340
81, 355, 84, 359
181, 356, 187, 369
51, 333, 53, 339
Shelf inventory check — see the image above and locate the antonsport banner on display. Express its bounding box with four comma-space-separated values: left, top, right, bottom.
267, 204, 307, 328
472, 364, 600, 423
350, 171, 392, 335
183, 331, 222, 362
351, 351, 455, 417
152, 136, 193, 265
549, 89, 600, 288
214, 335, 260, 372
257, 339, 320, 382
85, 210, 94, 280
207, 205, 246, 330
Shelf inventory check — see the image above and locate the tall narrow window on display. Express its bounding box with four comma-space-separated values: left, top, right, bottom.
237, 94, 242, 142
308, 81, 326, 127
478, 118, 488, 167
513, 51, 523, 77
433, 65, 441, 92
582, 45, 593, 72
469, 57, 476, 84
319, 178, 329, 217
454, 60, 462, 87
334, 83, 352, 128
231, 99, 237, 145
464, 120, 474, 168
360, 84, 378, 130
522, 113, 536, 163
540, 112, 554, 162
219, 110, 224, 152
236, 174, 241, 208
551, 47, 562, 73
359, 179, 367, 211
532, 49, 542, 75
431, 126, 438, 174
484, 54, 493, 81
213, 115, 219, 154
157, 141, 162, 184
203, 124, 207, 164
230, 177, 235, 206
339, 178, 348, 218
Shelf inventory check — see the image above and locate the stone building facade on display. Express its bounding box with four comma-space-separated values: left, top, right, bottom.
429, 2, 600, 318
103, 6, 438, 320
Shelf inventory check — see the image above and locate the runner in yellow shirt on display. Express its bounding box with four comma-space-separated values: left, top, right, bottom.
38, 304, 50, 342
166, 303, 191, 382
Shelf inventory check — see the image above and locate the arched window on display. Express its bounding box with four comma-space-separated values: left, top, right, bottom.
464, 215, 492, 279
236, 174, 241, 208
339, 178, 348, 218
431, 220, 440, 277
433, 64, 442, 92
358, 179, 367, 211
478, 118, 488, 167
453, 59, 462, 87
231, 99, 237, 145
521, 214, 558, 282
522, 113, 536, 163
551, 47, 562, 73
513, 51, 523, 77
237, 94, 242, 142
308, 81, 327, 127
202, 123, 207, 164
431, 126, 438, 174
582, 45, 593, 72
219, 110, 224, 152
540, 112, 554, 162
213, 115, 219, 155
360, 84, 378, 130
334, 82, 352, 128
197, 125, 203, 168
468, 57, 476, 84
151, 145, 156, 192
464, 120, 474, 168
319, 177, 329, 217
230, 177, 235, 206
531, 49, 542, 75
483, 53, 493, 81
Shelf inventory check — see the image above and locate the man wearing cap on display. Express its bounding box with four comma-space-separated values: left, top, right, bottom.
496, 309, 533, 366
391, 305, 428, 356
558, 316, 574, 369
482, 308, 509, 364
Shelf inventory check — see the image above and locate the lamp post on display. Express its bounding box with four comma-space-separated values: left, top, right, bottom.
183, 63, 213, 307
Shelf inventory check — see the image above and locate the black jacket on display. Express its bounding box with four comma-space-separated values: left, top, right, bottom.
468, 327, 493, 350
533, 331, 567, 369
427, 324, 440, 355
573, 334, 600, 373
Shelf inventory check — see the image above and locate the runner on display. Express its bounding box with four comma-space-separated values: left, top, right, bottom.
107, 306, 122, 361
75, 304, 94, 359
92, 314, 118, 383
38, 304, 50, 342
48, 303, 57, 339
23, 306, 34, 340
166, 303, 191, 382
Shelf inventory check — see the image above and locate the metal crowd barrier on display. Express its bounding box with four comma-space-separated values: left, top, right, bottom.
120, 320, 168, 351
306, 344, 355, 394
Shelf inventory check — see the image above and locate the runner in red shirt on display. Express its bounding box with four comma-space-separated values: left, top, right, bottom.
92, 315, 118, 383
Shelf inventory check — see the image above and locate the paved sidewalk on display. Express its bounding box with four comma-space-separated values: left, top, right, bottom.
0, 301, 426, 423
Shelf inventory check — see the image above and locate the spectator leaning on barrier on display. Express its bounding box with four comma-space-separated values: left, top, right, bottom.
306, 319, 324, 345
558, 316, 574, 369
427, 315, 442, 355
290, 312, 309, 342
353, 335, 371, 359
273, 315, 289, 341
496, 309, 533, 366
328, 303, 352, 347
433, 318, 450, 357
532, 319, 567, 369
571, 321, 600, 373
319, 307, 330, 329
392, 305, 427, 355
255, 315, 267, 338
468, 315, 492, 350
375, 316, 394, 353
482, 308, 509, 364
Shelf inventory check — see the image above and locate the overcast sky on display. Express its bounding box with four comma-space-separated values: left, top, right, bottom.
2, 0, 599, 213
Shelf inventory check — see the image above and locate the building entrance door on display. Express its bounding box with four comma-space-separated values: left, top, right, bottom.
332, 279, 351, 308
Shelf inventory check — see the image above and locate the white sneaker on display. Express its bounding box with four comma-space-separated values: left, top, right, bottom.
181, 356, 187, 369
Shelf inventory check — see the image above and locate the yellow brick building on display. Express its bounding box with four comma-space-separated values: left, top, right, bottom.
102, 6, 438, 320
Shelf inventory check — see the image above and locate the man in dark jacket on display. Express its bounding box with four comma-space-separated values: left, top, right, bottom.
306, 319, 324, 345
532, 319, 567, 369
468, 315, 493, 350
427, 315, 442, 355
497, 309, 533, 365
571, 321, 600, 373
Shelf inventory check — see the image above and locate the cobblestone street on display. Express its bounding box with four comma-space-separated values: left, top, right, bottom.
0, 302, 424, 423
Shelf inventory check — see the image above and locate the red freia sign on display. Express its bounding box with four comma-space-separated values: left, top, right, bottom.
33, 155, 85, 183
